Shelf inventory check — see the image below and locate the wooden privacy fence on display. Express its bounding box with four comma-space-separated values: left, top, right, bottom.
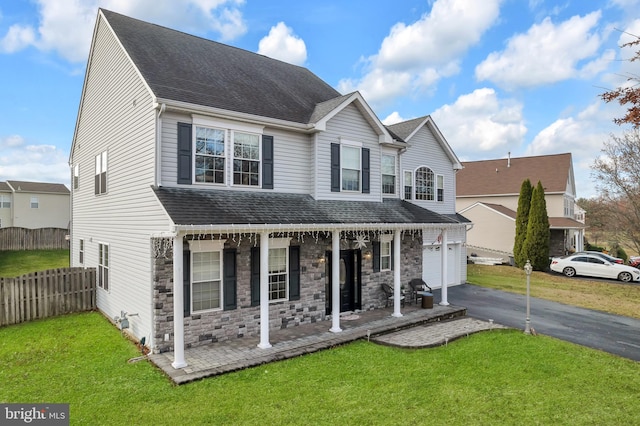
0, 267, 96, 327
0, 227, 70, 251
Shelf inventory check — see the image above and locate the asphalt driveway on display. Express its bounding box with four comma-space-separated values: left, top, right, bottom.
432, 283, 640, 362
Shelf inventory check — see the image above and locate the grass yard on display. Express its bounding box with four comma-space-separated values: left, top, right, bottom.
467, 264, 640, 320
1, 312, 639, 425
0, 249, 69, 277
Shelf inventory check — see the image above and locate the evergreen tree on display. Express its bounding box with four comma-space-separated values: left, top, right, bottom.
524, 181, 550, 271
513, 179, 533, 267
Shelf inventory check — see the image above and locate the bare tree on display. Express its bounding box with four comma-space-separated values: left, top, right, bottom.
591, 131, 640, 254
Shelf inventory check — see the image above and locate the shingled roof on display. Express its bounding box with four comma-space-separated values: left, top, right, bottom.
6, 180, 69, 194
457, 153, 572, 197
153, 187, 461, 227
101, 9, 341, 124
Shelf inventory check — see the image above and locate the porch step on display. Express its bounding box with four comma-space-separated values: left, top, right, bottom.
372, 317, 508, 348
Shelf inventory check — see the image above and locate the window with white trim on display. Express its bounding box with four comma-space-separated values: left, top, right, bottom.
403, 170, 413, 200
415, 166, 434, 201
195, 126, 225, 184
233, 132, 260, 186
190, 240, 224, 312
98, 243, 109, 291
0, 195, 11, 208
341, 145, 361, 191
380, 235, 392, 271
268, 238, 290, 302
30, 197, 39, 209
381, 154, 396, 195
437, 174, 444, 202
73, 164, 79, 190
95, 151, 107, 195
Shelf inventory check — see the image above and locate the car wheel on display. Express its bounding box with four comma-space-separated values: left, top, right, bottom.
618, 272, 633, 283
563, 267, 576, 277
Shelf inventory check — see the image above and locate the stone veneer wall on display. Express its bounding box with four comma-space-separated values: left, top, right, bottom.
152, 232, 423, 353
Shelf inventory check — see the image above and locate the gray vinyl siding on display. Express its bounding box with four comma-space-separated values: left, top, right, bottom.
315, 104, 382, 201
402, 125, 457, 215
160, 112, 314, 194
70, 16, 172, 343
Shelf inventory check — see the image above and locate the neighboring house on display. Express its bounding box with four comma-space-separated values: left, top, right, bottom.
0, 180, 70, 229
70, 9, 468, 365
456, 153, 585, 263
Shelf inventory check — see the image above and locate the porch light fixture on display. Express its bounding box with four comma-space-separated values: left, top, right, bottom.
363, 250, 372, 259
524, 259, 532, 334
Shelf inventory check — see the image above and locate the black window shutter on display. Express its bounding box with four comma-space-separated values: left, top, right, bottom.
391, 241, 395, 271
250, 247, 260, 306
223, 248, 237, 310
183, 248, 191, 317
262, 135, 274, 189
372, 241, 380, 272
289, 246, 300, 300
331, 143, 340, 192
362, 148, 370, 193
177, 122, 192, 184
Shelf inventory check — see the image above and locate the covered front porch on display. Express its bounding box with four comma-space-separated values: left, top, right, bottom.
150, 302, 467, 384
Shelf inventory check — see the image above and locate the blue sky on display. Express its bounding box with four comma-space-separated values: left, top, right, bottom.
1, 0, 639, 198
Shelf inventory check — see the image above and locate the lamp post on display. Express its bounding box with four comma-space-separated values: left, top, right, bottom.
524, 259, 532, 334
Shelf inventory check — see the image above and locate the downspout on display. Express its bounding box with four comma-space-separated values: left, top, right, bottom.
155, 103, 166, 187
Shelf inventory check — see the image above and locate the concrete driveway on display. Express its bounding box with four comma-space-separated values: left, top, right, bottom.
433, 284, 640, 362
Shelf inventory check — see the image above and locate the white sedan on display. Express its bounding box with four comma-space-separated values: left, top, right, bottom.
550, 253, 640, 283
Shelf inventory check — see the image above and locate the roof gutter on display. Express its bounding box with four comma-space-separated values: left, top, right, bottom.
155, 222, 465, 237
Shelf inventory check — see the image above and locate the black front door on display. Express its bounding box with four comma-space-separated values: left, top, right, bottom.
326, 249, 361, 314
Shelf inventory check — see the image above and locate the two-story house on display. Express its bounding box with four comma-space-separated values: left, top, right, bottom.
0, 180, 70, 229
456, 153, 585, 263
70, 9, 468, 367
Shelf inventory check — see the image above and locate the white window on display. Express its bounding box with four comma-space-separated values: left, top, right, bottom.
30, 197, 39, 209
195, 126, 225, 184
98, 243, 109, 291
95, 151, 107, 195
437, 174, 444, 202
381, 155, 396, 195
189, 240, 224, 312
341, 145, 361, 191
73, 164, 79, 190
0, 195, 11, 208
403, 170, 413, 200
380, 235, 392, 271
415, 166, 434, 201
233, 132, 260, 186
79, 239, 84, 264
268, 238, 290, 302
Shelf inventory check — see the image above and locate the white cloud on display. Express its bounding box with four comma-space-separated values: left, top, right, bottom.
475, 12, 603, 89
0, 136, 69, 184
257, 22, 307, 65
526, 102, 621, 198
0, 0, 246, 63
382, 112, 407, 125
431, 88, 527, 156
339, 0, 502, 107
0, 24, 36, 53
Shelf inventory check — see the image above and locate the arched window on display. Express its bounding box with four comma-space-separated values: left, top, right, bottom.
415, 166, 434, 201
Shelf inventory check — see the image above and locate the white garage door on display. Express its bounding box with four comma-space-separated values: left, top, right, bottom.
422, 244, 459, 288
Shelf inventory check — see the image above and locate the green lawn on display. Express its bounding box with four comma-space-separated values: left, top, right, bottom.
0, 249, 69, 277
467, 264, 640, 319
1, 312, 638, 425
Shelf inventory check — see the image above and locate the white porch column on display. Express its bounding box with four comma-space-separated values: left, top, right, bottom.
330, 229, 342, 333
440, 228, 450, 306
392, 230, 403, 317
258, 231, 272, 349
172, 233, 187, 369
